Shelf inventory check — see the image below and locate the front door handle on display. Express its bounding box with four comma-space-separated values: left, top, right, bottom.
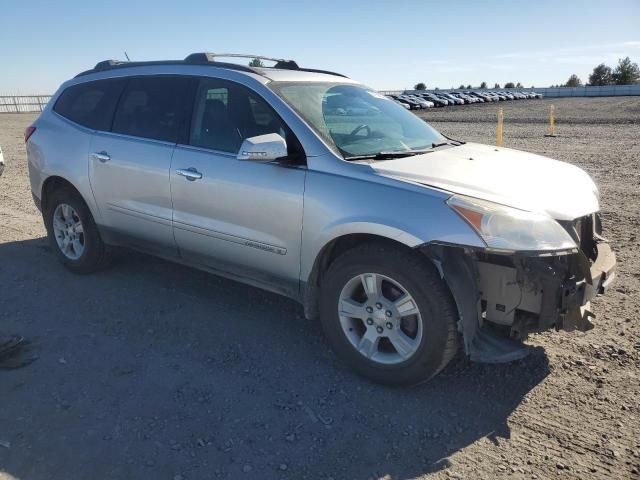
91, 151, 111, 163
176, 167, 203, 181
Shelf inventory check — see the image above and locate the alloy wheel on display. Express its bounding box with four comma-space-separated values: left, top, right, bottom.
338, 273, 423, 365
52, 203, 85, 260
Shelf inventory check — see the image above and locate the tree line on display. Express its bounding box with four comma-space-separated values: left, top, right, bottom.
415, 81, 531, 90
561, 57, 639, 87
413, 56, 639, 90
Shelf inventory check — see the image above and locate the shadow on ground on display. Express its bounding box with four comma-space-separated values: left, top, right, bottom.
0, 238, 549, 480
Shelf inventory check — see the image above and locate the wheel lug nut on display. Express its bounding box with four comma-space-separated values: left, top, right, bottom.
386, 322, 393, 330
375, 303, 382, 310
385, 310, 392, 317
366, 318, 373, 325
376, 326, 383, 334
366, 306, 373, 313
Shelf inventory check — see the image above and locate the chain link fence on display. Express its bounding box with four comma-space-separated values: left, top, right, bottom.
0, 95, 52, 113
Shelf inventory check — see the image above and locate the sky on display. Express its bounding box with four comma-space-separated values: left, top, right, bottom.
1, 0, 639, 94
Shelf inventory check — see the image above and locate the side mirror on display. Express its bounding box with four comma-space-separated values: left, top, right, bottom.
236, 133, 288, 162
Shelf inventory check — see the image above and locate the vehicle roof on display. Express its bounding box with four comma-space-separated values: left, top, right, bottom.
73, 53, 358, 85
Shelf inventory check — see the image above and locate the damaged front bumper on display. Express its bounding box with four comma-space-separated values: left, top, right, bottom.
555, 241, 615, 331
423, 213, 616, 363
481, 240, 616, 338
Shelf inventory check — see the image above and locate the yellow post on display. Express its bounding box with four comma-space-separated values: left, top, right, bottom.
497, 108, 503, 146
545, 104, 557, 137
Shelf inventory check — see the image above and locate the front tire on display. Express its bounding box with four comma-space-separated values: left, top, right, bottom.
319, 243, 458, 385
44, 187, 109, 273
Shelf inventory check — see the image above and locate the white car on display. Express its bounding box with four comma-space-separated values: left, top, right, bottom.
440, 93, 464, 105
404, 94, 432, 108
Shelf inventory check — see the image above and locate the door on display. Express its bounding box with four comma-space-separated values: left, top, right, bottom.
170, 78, 306, 295
89, 75, 193, 255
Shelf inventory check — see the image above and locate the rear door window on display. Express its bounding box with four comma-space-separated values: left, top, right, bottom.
53, 79, 125, 131
112, 76, 192, 143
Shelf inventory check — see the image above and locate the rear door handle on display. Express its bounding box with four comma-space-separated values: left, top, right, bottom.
91, 151, 111, 163
176, 167, 203, 181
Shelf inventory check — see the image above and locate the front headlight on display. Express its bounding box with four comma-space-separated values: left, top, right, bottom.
447, 195, 577, 252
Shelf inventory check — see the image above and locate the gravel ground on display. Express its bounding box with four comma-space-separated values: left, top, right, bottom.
0, 97, 639, 480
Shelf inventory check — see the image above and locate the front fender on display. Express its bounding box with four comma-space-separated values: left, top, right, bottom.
318, 219, 424, 249
300, 169, 484, 281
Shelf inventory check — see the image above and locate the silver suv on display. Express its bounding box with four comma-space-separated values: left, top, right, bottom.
26, 53, 616, 385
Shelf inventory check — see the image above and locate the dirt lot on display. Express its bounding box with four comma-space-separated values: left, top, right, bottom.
0, 97, 638, 480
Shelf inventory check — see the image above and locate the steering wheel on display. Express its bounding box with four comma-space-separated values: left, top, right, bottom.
349, 124, 371, 138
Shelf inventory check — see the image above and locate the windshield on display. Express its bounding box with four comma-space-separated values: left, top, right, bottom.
270, 82, 446, 159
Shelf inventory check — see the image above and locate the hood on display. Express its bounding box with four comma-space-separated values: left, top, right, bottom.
369, 142, 599, 220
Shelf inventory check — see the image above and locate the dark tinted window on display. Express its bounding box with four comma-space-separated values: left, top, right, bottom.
112, 76, 192, 142
54, 79, 124, 130
189, 79, 294, 154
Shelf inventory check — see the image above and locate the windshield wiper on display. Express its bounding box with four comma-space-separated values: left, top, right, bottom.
442, 134, 465, 146
345, 151, 424, 161
344, 142, 453, 161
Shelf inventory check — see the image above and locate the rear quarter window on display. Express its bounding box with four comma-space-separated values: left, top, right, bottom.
53, 79, 125, 131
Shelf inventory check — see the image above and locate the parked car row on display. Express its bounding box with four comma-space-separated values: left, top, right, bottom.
386, 90, 542, 110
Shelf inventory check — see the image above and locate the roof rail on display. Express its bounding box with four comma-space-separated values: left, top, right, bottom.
75, 58, 256, 78
75, 53, 347, 79
185, 52, 348, 78
93, 59, 129, 70
185, 52, 293, 65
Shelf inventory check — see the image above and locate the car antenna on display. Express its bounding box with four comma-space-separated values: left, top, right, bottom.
124, 51, 131, 61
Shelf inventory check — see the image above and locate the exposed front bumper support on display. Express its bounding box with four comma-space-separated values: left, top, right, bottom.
424, 239, 616, 363
558, 241, 616, 332
588, 242, 617, 296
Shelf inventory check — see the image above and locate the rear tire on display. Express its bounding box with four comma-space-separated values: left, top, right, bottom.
319, 243, 458, 385
44, 187, 109, 273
